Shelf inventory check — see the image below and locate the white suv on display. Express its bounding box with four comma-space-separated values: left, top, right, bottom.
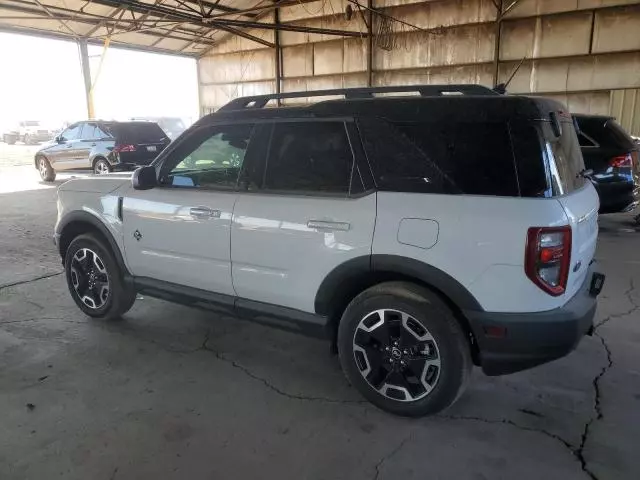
54, 85, 605, 417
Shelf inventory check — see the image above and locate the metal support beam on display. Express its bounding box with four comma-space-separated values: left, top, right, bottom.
492, 0, 503, 86
77, 38, 94, 119
91, 0, 275, 47
367, 0, 373, 87
274, 6, 282, 106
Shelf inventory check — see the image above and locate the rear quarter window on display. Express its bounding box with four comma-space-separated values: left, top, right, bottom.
358, 117, 519, 196
544, 122, 586, 195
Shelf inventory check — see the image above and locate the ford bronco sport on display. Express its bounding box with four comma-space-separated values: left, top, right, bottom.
55, 85, 605, 417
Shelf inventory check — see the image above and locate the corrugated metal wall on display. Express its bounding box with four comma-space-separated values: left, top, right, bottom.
198, 0, 640, 135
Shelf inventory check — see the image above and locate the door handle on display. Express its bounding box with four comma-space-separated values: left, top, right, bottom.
190, 206, 221, 219
307, 220, 351, 231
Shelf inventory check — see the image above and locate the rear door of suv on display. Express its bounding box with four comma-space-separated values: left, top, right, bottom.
230, 119, 376, 314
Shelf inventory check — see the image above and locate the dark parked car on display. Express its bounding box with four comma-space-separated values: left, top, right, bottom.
35, 120, 170, 182
574, 114, 639, 214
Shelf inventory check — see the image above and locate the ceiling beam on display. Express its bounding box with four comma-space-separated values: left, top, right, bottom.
177, 0, 258, 18
91, 0, 276, 47
0, 23, 198, 57
0, 2, 219, 46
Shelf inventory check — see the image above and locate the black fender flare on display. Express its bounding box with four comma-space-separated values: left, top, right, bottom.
56, 210, 129, 275
314, 254, 483, 317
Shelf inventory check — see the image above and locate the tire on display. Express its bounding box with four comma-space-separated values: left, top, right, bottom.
6, 134, 16, 145
93, 158, 111, 175
37, 156, 56, 182
23, 134, 30, 145
337, 281, 472, 417
64, 233, 136, 320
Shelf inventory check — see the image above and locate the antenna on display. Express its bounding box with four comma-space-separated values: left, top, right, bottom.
493, 55, 527, 94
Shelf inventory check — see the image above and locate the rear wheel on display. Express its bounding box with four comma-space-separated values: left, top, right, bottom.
37, 156, 56, 182
338, 282, 472, 417
64, 234, 136, 320
5, 134, 16, 145
23, 134, 30, 145
94, 158, 111, 175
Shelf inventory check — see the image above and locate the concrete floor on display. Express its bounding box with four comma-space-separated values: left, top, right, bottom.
1, 157, 639, 480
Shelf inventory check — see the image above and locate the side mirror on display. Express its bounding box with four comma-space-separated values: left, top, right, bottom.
54, 135, 63, 143
132, 166, 157, 190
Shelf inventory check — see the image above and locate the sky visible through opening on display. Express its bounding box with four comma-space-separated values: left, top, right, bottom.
0, 32, 199, 131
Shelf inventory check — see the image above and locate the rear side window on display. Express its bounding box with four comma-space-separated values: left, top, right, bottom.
359, 118, 519, 196
509, 123, 549, 197
108, 123, 168, 144
576, 117, 634, 150
544, 122, 586, 195
263, 122, 354, 195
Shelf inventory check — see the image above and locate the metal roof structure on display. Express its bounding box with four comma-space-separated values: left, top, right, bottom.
0, 0, 363, 57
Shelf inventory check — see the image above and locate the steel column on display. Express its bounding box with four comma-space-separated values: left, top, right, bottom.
78, 39, 94, 119
274, 6, 282, 105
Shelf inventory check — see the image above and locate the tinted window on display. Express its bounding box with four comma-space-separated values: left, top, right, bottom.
545, 122, 586, 195
576, 117, 634, 150
61, 124, 82, 141
509, 123, 549, 197
95, 124, 112, 139
361, 118, 519, 196
357, 118, 453, 194
108, 122, 168, 144
264, 122, 353, 194
578, 132, 597, 147
80, 123, 100, 140
161, 124, 253, 190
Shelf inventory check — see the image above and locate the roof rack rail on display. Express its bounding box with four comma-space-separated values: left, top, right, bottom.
219, 84, 497, 111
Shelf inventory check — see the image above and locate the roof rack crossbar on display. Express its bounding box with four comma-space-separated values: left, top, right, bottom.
219, 84, 497, 111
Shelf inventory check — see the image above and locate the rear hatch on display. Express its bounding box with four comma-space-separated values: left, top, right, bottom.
541, 113, 599, 299
109, 122, 170, 166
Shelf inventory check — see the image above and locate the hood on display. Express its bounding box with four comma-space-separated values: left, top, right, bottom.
57, 173, 132, 194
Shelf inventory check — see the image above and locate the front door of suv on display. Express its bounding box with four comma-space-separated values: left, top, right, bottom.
231, 120, 377, 313
122, 123, 255, 296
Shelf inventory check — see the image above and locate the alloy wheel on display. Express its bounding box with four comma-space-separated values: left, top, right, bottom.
70, 248, 110, 309
352, 309, 441, 402
39, 158, 48, 180
95, 161, 109, 175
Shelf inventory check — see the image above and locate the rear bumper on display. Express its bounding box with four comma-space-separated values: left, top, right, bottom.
465, 263, 604, 375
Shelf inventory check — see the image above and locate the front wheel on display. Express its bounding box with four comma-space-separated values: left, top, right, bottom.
64, 234, 136, 320
37, 156, 56, 182
338, 282, 472, 417
94, 158, 111, 175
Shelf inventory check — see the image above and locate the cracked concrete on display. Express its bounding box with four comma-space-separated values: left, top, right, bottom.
1, 168, 640, 479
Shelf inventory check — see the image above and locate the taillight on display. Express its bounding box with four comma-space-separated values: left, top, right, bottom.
609, 153, 632, 168
525, 226, 572, 296
113, 144, 136, 153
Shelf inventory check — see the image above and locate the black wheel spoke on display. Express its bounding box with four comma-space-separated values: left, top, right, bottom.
352, 308, 441, 403
69, 247, 110, 310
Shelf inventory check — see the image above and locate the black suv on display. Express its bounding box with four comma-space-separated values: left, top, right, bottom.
35, 120, 170, 182
574, 114, 639, 214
